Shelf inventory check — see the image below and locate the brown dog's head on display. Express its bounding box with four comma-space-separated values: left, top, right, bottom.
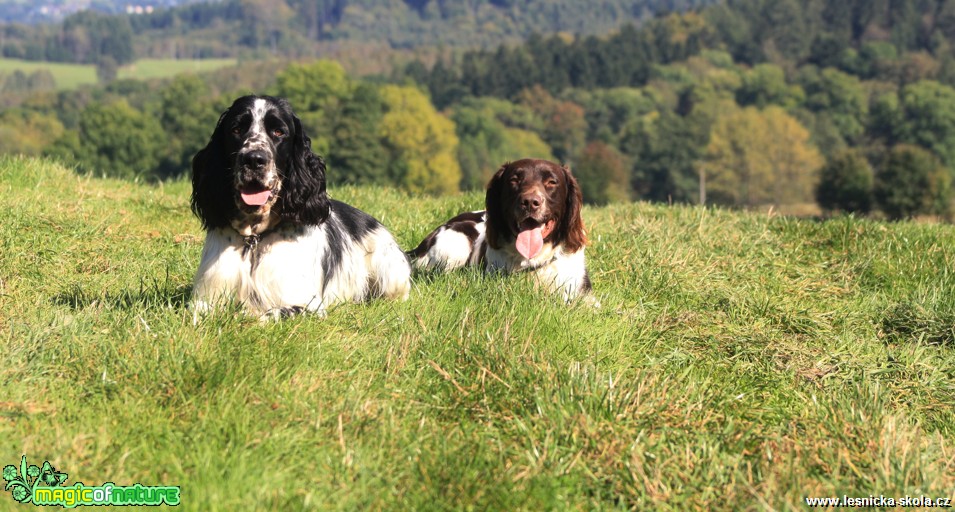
485, 158, 586, 258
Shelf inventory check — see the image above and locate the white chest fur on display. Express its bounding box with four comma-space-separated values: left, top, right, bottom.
192, 227, 325, 314
191, 222, 411, 318
485, 244, 589, 302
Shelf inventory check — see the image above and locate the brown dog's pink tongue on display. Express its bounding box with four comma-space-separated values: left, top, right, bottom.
516, 226, 544, 259
241, 190, 271, 206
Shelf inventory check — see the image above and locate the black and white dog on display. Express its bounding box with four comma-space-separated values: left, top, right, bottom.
190, 95, 410, 319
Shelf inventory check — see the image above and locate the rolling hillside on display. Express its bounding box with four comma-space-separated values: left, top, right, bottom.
1, 156, 953, 509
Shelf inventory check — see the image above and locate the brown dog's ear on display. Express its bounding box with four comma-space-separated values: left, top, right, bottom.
558, 165, 587, 252
484, 164, 510, 249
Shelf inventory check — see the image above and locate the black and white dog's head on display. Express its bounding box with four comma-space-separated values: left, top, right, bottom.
191, 95, 330, 236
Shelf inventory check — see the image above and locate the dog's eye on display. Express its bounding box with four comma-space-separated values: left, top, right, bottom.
272, 128, 285, 137
546, 179, 559, 187
231, 127, 241, 135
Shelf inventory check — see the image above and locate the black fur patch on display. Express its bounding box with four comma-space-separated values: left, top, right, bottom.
331, 200, 382, 243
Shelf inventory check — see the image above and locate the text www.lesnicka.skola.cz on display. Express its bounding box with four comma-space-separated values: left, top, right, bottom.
805, 495, 952, 508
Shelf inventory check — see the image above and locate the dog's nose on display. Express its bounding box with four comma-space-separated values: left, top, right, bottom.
241, 150, 269, 169
521, 194, 543, 211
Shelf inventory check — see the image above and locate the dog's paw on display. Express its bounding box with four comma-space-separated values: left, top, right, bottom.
258, 306, 325, 322
190, 300, 213, 325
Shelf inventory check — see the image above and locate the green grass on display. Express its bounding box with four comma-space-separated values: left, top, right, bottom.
0, 58, 237, 90
1, 155, 954, 510
117, 59, 238, 81
0, 58, 96, 90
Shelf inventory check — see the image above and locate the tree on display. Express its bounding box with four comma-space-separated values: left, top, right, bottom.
378, 85, 461, 195
54, 11, 134, 65
574, 141, 630, 204
874, 145, 953, 220
897, 81, 955, 169
562, 87, 656, 147
517, 85, 587, 163
736, 63, 804, 109
272, 59, 352, 145
326, 83, 389, 185
95, 56, 118, 84
452, 97, 555, 190
800, 67, 868, 143
0, 109, 64, 156
156, 74, 219, 179
624, 109, 706, 203
816, 148, 874, 214
702, 105, 823, 207
48, 100, 165, 179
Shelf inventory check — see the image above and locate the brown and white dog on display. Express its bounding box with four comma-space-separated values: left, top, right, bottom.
408, 158, 593, 302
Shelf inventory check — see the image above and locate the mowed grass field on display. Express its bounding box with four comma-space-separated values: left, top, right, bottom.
0, 58, 237, 90
1, 155, 954, 510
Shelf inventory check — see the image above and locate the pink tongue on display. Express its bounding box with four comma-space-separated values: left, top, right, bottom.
515, 226, 544, 259
240, 190, 271, 206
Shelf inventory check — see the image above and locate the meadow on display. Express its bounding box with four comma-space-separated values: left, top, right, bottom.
0, 58, 237, 90
1, 155, 953, 510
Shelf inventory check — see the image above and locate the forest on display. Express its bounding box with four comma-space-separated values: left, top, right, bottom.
3, 0, 955, 219
0, 0, 712, 62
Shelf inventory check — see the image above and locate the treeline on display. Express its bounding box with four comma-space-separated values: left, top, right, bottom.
3, 60, 468, 196
393, 0, 955, 217
5, 0, 955, 219
0, 0, 712, 63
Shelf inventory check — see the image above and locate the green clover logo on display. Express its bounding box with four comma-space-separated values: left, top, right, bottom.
3, 456, 68, 504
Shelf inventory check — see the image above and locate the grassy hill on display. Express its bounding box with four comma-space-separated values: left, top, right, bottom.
1, 155, 954, 509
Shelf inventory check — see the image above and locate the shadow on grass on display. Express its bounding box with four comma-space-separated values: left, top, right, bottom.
880, 302, 955, 346
52, 277, 192, 311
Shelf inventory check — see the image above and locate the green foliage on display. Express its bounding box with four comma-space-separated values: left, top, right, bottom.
703, 104, 823, 207
736, 63, 804, 109
0, 69, 56, 93
379, 84, 461, 195
624, 109, 707, 203
896, 81, 955, 169
155, 75, 220, 179
273, 59, 351, 113
5, 0, 955, 215
272, 59, 352, 143
800, 67, 868, 143
562, 87, 657, 147
0, 109, 64, 156
452, 97, 555, 190
326, 83, 389, 185
53, 10, 135, 65
517, 86, 587, 163
574, 141, 630, 204
815, 148, 874, 214
47, 99, 165, 179
874, 145, 953, 220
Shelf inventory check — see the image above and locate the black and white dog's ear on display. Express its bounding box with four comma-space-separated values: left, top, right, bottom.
191, 106, 235, 230
277, 113, 330, 225
484, 164, 510, 249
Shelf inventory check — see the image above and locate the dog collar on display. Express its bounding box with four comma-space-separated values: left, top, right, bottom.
242, 233, 260, 257
520, 253, 559, 273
